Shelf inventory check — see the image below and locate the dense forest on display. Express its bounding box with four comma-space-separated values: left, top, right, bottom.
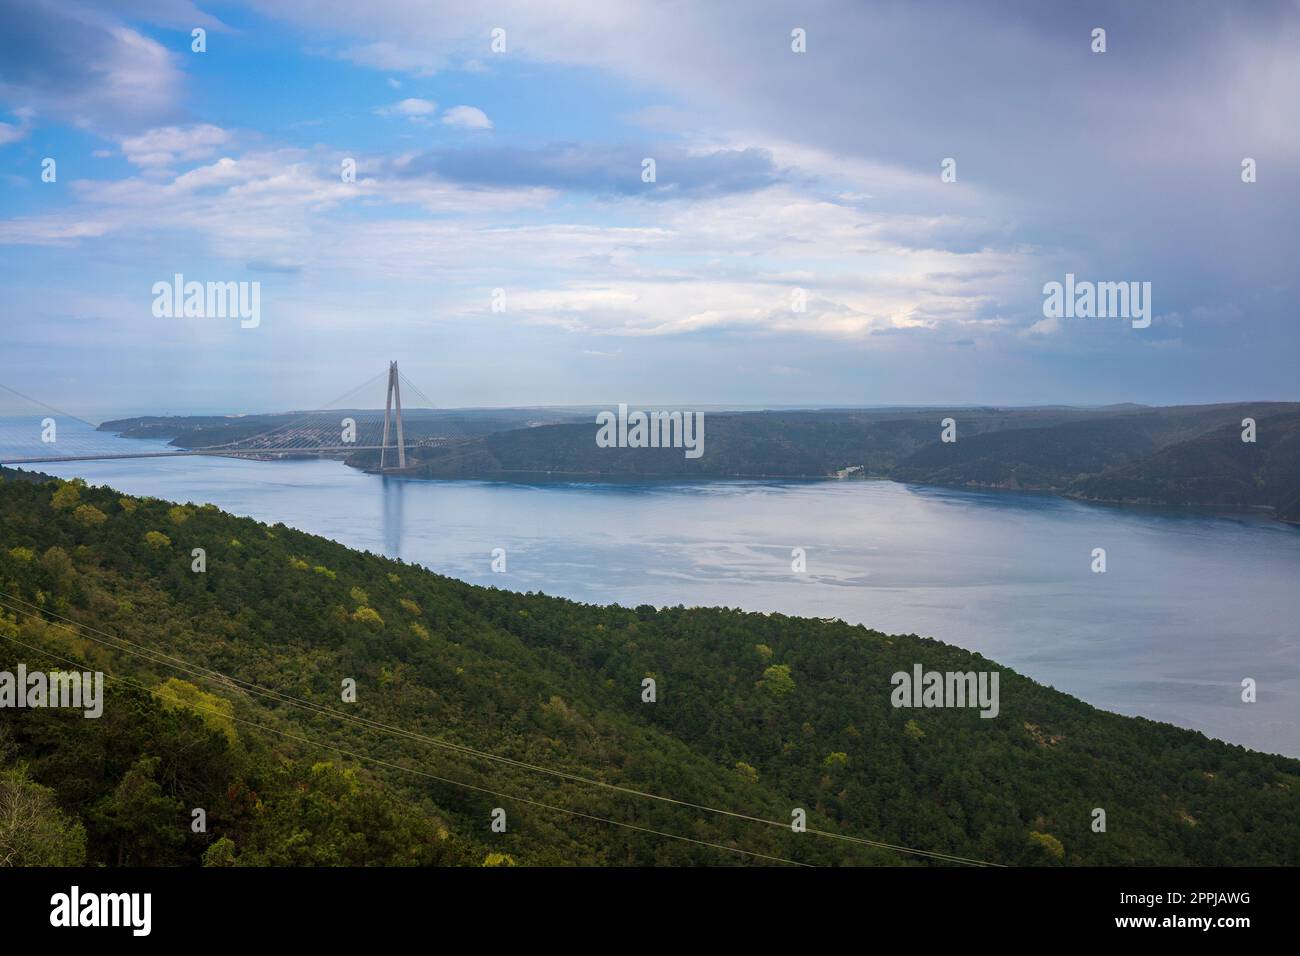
387, 403, 1300, 522
1, 467, 1297, 867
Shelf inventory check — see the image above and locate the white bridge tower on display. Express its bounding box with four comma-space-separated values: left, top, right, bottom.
380, 360, 406, 471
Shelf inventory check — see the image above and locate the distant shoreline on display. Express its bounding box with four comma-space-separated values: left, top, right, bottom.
91, 400, 1300, 526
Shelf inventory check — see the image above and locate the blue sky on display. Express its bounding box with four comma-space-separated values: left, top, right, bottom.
1, 0, 1297, 417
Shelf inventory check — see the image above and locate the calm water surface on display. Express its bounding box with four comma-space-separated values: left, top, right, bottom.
7, 420, 1299, 757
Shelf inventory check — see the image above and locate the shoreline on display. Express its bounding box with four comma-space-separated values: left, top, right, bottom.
358, 463, 1298, 526
89, 421, 1300, 528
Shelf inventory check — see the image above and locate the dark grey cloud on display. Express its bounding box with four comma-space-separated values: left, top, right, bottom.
0, 0, 185, 130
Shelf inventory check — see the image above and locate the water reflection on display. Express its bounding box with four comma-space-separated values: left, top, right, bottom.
381, 474, 404, 557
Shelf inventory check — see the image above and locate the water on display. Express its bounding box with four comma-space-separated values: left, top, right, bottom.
5, 418, 1299, 757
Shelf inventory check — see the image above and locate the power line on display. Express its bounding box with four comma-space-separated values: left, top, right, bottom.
0, 590, 1000, 867
0, 630, 812, 868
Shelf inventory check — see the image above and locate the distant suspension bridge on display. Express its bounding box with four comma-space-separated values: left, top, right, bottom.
0, 361, 428, 472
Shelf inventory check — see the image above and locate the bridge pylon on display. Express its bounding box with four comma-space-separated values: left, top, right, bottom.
379, 360, 406, 471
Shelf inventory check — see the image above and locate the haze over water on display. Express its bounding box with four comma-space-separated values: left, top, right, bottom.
9, 420, 1299, 759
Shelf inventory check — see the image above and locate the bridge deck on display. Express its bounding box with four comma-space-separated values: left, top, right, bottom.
1, 445, 397, 465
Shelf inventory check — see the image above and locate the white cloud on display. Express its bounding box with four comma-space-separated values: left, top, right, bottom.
0, 217, 114, 247
1021, 315, 1060, 338
374, 97, 437, 119
0, 106, 35, 145
0, 135, 1040, 342
118, 124, 232, 168
441, 105, 492, 130
0, 122, 27, 146
338, 40, 441, 75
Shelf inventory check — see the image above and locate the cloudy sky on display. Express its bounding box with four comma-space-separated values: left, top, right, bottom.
1, 0, 1297, 416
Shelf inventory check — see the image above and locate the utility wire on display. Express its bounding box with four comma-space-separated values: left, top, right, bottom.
0, 590, 1000, 867
0, 630, 812, 868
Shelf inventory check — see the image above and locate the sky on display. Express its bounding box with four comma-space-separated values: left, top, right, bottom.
0, 0, 1297, 417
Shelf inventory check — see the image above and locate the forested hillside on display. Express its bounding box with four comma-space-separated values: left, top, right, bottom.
1072, 411, 1300, 519
100, 403, 1300, 521
377, 403, 1300, 522
99, 408, 587, 448
2, 468, 1298, 867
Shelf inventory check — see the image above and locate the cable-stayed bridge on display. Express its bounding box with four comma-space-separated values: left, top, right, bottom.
0, 361, 433, 472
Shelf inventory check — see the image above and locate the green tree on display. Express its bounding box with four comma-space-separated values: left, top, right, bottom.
50, 481, 82, 510
759, 663, 796, 697
202, 837, 238, 867
73, 504, 108, 527
0, 765, 87, 866
90, 756, 186, 866
154, 678, 239, 746
352, 606, 384, 627
1028, 831, 1065, 862
40, 546, 74, 585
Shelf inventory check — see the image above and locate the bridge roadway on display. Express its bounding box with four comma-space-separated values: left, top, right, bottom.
1, 445, 398, 466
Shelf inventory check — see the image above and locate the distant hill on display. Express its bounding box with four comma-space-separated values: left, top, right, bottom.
1072, 411, 1300, 520
99, 402, 1300, 522
365, 403, 1300, 522
2, 468, 1298, 866
360, 407, 1098, 479
98, 408, 588, 448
